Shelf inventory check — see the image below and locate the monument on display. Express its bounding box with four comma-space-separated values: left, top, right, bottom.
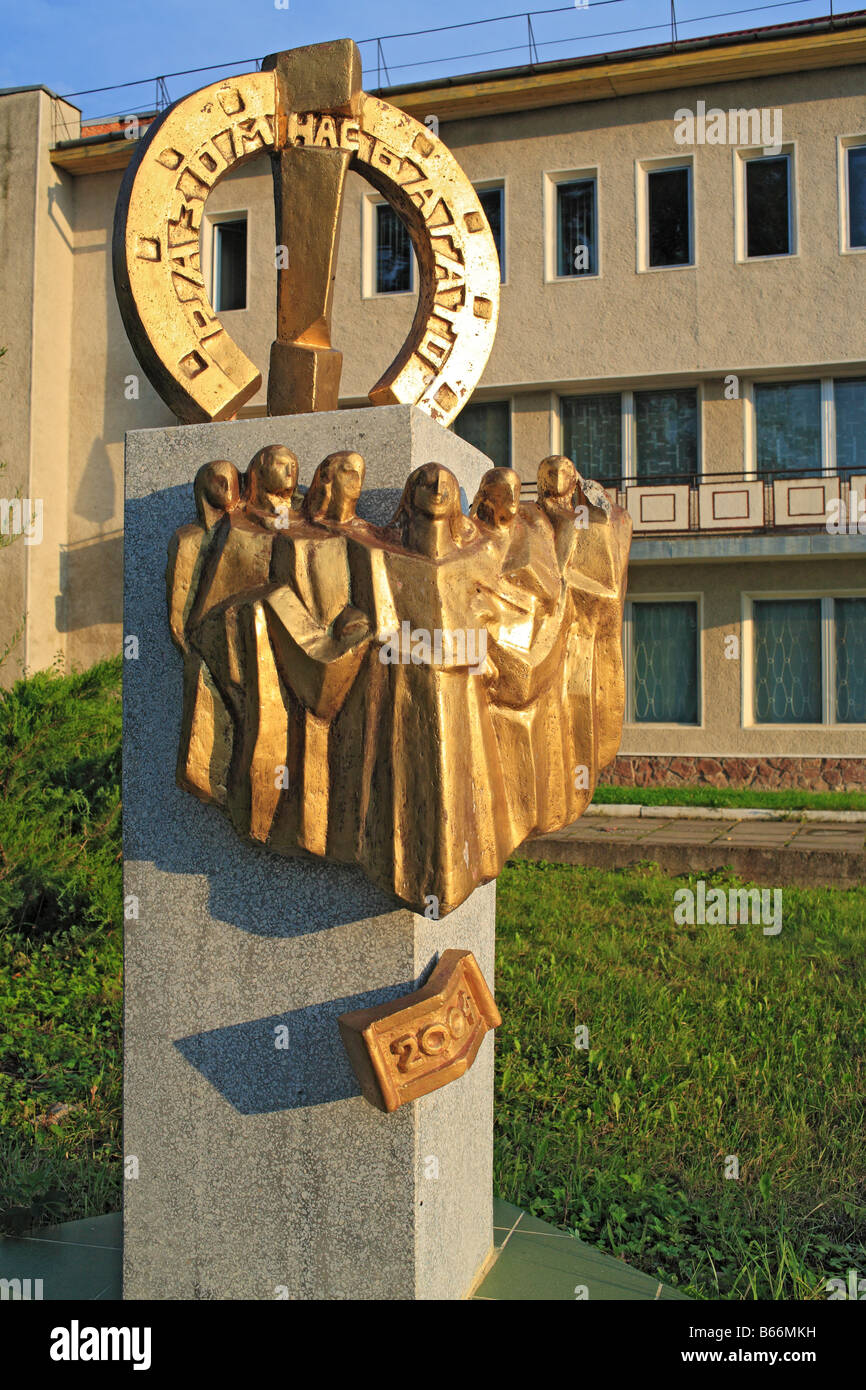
118, 39, 631, 1298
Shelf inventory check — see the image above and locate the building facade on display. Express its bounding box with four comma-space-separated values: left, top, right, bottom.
1, 13, 865, 787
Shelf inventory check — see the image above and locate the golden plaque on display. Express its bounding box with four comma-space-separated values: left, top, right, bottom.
338, 950, 501, 1112
113, 39, 500, 425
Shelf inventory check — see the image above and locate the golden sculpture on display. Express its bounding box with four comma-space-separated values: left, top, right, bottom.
113, 39, 500, 425
338, 951, 501, 1112
116, 38, 632, 918
166, 450, 632, 915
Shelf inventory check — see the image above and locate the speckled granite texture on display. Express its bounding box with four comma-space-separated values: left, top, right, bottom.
123, 407, 496, 1300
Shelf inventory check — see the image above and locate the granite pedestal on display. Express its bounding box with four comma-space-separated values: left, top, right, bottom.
123, 406, 496, 1300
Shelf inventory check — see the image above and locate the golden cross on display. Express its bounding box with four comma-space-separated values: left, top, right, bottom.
262, 41, 363, 414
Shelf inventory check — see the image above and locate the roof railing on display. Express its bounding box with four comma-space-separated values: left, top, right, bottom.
49, 1, 851, 132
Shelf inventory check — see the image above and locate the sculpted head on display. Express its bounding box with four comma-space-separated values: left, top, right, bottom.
538, 455, 578, 506
409, 462, 461, 519
472, 468, 521, 529
303, 451, 366, 524
193, 459, 240, 528
389, 462, 476, 552
245, 445, 299, 518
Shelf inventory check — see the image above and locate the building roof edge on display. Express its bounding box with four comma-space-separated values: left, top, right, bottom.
48, 11, 866, 174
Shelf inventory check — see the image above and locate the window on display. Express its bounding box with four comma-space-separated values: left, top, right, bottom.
452, 401, 511, 469
375, 202, 413, 294
559, 387, 698, 484
560, 394, 621, 483
749, 596, 866, 725
752, 377, 866, 477
476, 185, 505, 280
628, 600, 699, 724
835, 378, 866, 477
836, 598, 866, 723
753, 599, 822, 722
212, 217, 247, 312
556, 178, 597, 277
754, 381, 821, 475
842, 140, 866, 250
647, 165, 691, 267
635, 387, 697, 481
743, 153, 792, 258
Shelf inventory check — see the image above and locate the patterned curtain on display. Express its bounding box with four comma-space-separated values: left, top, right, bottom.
561, 395, 621, 483
755, 381, 821, 475
834, 379, 866, 478
632, 602, 699, 723
835, 598, 866, 723
635, 388, 697, 482
754, 599, 822, 723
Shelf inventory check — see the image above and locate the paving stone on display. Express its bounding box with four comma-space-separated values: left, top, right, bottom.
522, 813, 866, 888
478, 1201, 688, 1302
0, 1204, 685, 1303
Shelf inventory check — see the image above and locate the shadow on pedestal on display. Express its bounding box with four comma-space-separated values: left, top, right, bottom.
174, 980, 419, 1112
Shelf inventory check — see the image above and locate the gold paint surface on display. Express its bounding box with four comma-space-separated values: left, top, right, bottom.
113, 71, 278, 423
337, 950, 501, 1112
166, 451, 631, 916
113, 40, 500, 425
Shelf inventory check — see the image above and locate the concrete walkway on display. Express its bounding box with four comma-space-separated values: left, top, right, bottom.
520, 809, 866, 887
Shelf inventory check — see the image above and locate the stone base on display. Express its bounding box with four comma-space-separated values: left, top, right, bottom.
600, 754, 866, 792
123, 406, 496, 1300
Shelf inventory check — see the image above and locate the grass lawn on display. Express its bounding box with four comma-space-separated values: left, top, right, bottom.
593, 783, 866, 812
495, 858, 866, 1299
1, 659, 863, 1302
0, 659, 122, 1234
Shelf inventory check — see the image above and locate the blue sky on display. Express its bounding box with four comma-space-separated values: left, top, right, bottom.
1, 0, 835, 120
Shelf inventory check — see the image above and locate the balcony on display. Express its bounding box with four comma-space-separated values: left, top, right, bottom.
522, 467, 866, 549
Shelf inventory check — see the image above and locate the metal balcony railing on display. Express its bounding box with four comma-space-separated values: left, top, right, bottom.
518, 466, 866, 536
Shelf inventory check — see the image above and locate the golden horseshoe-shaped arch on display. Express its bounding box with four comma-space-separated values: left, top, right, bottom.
112, 50, 500, 426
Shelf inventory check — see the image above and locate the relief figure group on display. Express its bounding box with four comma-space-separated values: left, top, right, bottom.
167, 445, 632, 914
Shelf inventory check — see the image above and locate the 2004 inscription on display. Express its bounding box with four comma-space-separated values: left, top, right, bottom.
338, 951, 501, 1112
